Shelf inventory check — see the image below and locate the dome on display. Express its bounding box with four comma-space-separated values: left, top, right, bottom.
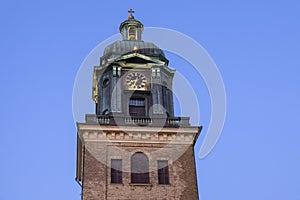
100, 40, 168, 64
100, 9, 168, 65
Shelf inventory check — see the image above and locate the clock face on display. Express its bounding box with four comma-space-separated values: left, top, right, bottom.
126, 72, 147, 90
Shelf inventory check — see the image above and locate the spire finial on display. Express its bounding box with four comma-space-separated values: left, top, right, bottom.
128, 8, 135, 19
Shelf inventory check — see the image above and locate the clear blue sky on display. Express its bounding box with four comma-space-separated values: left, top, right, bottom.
1, 0, 300, 199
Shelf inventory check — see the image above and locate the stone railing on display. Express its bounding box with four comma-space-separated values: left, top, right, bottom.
85, 114, 191, 127
124, 116, 152, 126
97, 116, 110, 125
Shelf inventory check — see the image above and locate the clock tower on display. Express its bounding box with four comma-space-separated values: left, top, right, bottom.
76, 10, 202, 200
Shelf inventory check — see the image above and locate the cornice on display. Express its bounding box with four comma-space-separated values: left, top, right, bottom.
77, 123, 201, 145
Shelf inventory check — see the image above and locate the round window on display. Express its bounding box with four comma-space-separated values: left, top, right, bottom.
102, 78, 110, 87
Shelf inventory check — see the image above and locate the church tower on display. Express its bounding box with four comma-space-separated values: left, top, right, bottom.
76, 10, 202, 200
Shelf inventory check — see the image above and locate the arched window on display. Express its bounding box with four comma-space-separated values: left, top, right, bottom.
128, 26, 137, 40
131, 152, 149, 183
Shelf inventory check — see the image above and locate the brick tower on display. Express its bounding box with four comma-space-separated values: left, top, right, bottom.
76, 10, 202, 200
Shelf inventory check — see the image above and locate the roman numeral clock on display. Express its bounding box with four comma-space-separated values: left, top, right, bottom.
125, 72, 147, 90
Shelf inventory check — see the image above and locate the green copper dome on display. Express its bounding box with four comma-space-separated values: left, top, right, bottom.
100, 10, 168, 65
101, 40, 168, 64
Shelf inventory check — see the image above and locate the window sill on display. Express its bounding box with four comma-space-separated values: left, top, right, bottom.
129, 183, 152, 187
110, 183, 124, 185
158, 183, 171, 186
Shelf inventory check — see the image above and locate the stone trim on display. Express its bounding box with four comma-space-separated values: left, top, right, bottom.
77, 123, 200, 134
78, 130, 197, 145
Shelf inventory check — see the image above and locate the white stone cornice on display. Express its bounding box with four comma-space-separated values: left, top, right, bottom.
77, 123, 201, 145
77, 123, 201, 134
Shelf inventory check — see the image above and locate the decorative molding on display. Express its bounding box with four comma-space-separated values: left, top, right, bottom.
77, 124, 200, 145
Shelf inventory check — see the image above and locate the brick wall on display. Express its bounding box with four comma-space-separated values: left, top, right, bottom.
81, 143, 198, 200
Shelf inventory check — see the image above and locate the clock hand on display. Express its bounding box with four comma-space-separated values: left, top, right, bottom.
134, 77, 138, 85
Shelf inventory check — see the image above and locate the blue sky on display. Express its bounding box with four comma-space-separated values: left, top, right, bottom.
1, 0, 300, 199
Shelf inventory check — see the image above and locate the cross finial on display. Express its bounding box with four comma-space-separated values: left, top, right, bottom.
128, 9, 135, 19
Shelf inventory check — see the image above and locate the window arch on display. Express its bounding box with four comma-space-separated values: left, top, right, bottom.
128, 26, 137, 40
131, 152, 149, 183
